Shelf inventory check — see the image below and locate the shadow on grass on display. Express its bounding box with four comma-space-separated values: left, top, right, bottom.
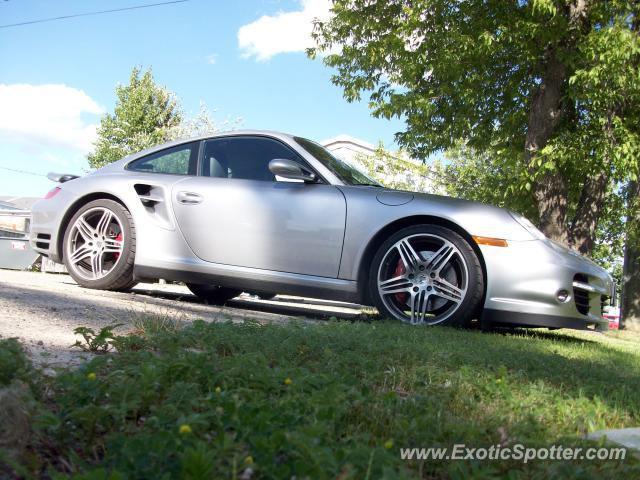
433, 326, 640, 427
487, 326, 601, 345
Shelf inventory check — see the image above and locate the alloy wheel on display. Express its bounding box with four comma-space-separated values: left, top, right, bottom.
377, 233, 469, 324
66, 207, 124, 280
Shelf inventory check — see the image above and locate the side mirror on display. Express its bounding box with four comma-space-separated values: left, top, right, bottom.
268, 159, 317, 183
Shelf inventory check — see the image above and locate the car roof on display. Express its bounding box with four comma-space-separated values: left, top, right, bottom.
98, 130, 300, 173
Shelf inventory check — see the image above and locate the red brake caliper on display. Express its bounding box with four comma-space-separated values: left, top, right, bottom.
113, 233, 123, 260
393, 260, 408, 304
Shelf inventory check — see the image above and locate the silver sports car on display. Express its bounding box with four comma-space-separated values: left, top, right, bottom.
30, 130, 613, 330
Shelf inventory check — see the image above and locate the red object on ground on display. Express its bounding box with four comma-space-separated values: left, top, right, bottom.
604, 314, 620, 330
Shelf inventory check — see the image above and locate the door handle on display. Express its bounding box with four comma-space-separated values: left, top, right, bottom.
176, 191, 203, 205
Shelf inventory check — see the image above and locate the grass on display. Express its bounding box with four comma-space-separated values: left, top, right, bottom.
1, 321, 640, 478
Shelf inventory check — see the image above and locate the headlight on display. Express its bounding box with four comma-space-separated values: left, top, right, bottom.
509, 211, 546, 240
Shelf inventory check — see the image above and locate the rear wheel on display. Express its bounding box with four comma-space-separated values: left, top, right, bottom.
369, 224, 483, 327
187, 283, 241, 305
63, 199, 136, 290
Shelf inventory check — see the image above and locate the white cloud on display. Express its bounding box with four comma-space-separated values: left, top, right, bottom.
0, 84, 103, 153
238, 0, 332, 61
206, 53, 218, 65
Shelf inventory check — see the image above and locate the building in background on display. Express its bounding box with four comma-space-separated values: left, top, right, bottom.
0, 196, 66, 272
322, 135, 378, 165
321, 135, 440, 194
0, 200, 39, 270
0, 196, 41, 211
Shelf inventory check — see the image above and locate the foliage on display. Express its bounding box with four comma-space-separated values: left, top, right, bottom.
437, 143, 627, 266
12, 321, 640, 478
130, 311, 183, 336
622, 180, 640, 328
436, 143, 538, 220
167, 102, 243, 141
591, 187, 627, 270
71, 324, 124, 353
309, 0, 640, 244
353, 143, 439, 193
0, 338, 38, 478
0, 338, 31, 387
87, 67, 182, 169
87, 68, 242, 170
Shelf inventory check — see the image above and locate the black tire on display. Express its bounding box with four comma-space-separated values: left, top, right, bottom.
63, 199, 136, 290
114, 278, 139, 292
368, 224, 483, 327
187, 283, 241, 305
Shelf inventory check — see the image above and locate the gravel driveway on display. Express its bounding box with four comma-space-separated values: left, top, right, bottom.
0, 269, 363, 368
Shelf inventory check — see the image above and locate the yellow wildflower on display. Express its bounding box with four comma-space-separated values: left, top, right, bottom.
86, 372, 97, 381
179, 424, 192, 435
384, 440, 394, 450
215, 386, 221, 394
284, 377, 293, 385
244, 455, 254, 465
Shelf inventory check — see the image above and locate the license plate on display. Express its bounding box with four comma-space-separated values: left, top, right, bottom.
11, 241, 27, 251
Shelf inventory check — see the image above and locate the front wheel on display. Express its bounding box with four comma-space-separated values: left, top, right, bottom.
369, 225, 483, 327
186, 283, 242, 305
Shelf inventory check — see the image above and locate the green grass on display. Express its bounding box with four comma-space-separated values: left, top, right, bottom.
2, 322, 640, 479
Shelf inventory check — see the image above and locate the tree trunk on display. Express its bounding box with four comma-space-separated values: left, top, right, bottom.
569, 169, 610, 256
525, 52, 569, 245
524, 1, 591, 247
621, 180, 640, 331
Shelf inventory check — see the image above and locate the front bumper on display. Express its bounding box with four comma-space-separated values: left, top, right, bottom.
479, 239, 612, 330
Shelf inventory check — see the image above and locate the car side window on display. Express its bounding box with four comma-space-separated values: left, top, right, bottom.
201, 136, 309, 182
128, 142, 198, 175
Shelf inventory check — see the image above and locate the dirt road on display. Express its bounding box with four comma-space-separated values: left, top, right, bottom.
0, 270, 363, 368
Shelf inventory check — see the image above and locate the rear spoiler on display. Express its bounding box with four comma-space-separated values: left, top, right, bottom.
47, 172, 80, 183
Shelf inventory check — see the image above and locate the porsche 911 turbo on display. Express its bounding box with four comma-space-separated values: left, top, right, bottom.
30, 131, 613, 329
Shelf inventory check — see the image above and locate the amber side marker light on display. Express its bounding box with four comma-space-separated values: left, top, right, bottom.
472, 235, 509, 247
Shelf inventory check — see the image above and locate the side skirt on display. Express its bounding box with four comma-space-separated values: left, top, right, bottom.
134, 263, 361, 304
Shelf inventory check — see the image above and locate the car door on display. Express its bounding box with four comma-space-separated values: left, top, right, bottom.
171, 135, 346, 278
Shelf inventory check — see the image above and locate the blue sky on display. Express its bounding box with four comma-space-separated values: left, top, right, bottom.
0, 0, 405, 197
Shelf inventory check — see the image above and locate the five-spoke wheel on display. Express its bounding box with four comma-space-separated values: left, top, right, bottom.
67, 207, 124, 279
370, 225, 483, 326
63, 199, 137, 290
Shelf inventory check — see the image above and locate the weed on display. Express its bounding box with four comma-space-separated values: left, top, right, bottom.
70, 324, 124, 353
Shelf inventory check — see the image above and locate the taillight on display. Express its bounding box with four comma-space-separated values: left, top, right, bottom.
44, 187, 61, 199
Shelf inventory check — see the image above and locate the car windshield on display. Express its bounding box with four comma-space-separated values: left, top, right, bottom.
294, 136, 382, 187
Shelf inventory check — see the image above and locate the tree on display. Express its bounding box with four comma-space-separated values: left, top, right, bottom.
436, 143, 538, 220
310, 0, 640, 256
437, 142, 627, 293
88, 67, 182, 169
622, 180, 640, 330
167, 102, 243, 141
